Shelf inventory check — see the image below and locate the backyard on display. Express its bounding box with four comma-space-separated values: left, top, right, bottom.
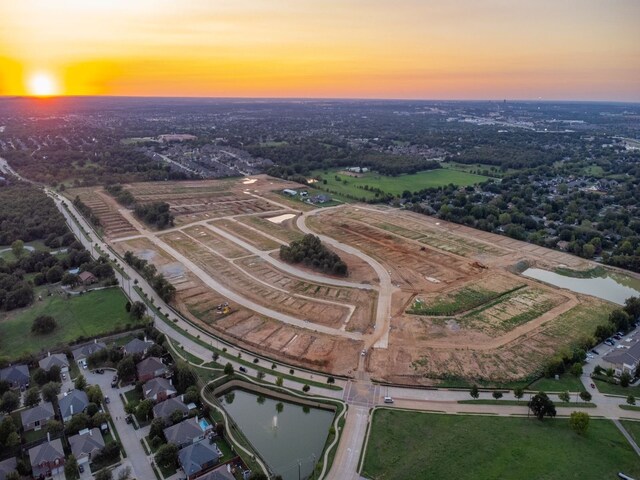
361, 409, 640, 479
0, 287, 134, 359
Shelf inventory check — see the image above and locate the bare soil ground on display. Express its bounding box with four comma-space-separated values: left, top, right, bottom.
91, 177, 612, 384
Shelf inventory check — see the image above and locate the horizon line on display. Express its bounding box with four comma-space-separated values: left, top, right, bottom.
1, 94, 638, 105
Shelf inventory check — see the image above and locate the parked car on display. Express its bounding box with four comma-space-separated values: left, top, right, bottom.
239, 366, 247, 373
591, 349, 600, 355
384, 396, 394, 404
104, 396, 110, 404
79, 464, 84, 473
125, 415, 133, 424
94, 368, 105, 374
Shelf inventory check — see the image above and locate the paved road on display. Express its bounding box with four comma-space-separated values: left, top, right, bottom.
328, 406, 369, 480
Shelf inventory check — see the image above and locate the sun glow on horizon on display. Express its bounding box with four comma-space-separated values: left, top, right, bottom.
27, 72, 59, 97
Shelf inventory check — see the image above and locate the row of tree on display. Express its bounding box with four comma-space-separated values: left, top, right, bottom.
123, 251, 176, 302
279, 234, 348, 276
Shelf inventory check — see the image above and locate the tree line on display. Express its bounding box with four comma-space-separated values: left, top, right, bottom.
279, 234, 348, 276
123, 251, 176, 302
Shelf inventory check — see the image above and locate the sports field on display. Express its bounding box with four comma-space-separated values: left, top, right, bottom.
362, 409, 640, 480
0, 287, 134, 359
312, 168, 491, 198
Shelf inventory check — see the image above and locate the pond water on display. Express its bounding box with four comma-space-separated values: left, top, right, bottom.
219, 389, 334, 480
522, 268, 640, 305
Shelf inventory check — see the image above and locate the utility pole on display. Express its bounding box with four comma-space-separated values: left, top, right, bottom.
298, 460, 301, 480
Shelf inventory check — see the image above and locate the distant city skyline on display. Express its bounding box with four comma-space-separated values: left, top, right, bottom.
1, 0, 639, 101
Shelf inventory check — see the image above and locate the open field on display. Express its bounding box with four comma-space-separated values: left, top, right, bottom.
621, 420, 640, 445
312, 168, 491, 198
362, 410, 640, 480
0, 288, 134, 359
65, 187, 138, 238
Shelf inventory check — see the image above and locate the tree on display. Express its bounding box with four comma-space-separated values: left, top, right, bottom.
86, 385, 104, 405
117, 356, 136, 380
149, 418, 166, 442
65, 413, 90, 435
32, 367, 49, 386
117, 466, 132, 480
130, 301, 146, 320
558, 391, 571, 403
275, 376, 284, 387
620, 371, 632, 388
492, 391, 503, 400
579, 391, 592, 402
627, 395, 636, 406
24, 386, 41, 407
41, 381, 61, 403
223, 362, 234, 375
4, 471, 19, 480
173, 361, 196, 393
46, 420, 63, 436
0, 417, 18, 448
61, 273, 79, 287
470, 385, 479, 399
0, 391, 19, 413
46, 265, 64, 284
155, 443, 179, 469
136, 399, 154, 421
569, 411, 590, 435
31, 315, 57, 334
64, 455, 79, 479
11, 240, 25, 258
513, 387, 524, 401
91, 412, 110, 430
4, 431, 19, 449
302, 384, 310, 393
94, 469, 113, 480
569, 363, 583, 377
528, 392, 556, 421
75, 374, 87, 391
183, 386, 199, 405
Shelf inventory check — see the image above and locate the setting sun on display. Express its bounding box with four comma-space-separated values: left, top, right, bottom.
27, 72, 59, 97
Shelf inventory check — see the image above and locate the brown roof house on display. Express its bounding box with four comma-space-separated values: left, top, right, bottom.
137, 357, 169, 383
78, 271, 97, 285
20, 401, 55, 432
28, 437, 65, 478
69, 428, 105, 466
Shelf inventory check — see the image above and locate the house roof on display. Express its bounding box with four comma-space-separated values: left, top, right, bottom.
28, 438, 64, 468
137, 357, 167, 377
72, 341, 107, 361
0, 457, 18, 480
69, 428, 105, 458
164, 417, 203, 445
0, 364, 29, 385
78, 271, 96, 281
178, 440, 220, 476
153, 397, 189, 419
603, 341, 640, 367
20, 401, 55, 426
197, 465, 235, 480
123, 338, 154, 355
144, 377, 176, 399
59, 389, 89, 419
39, 353, 69, 372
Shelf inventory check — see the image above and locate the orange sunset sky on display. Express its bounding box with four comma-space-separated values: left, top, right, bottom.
1, 0, 639, 101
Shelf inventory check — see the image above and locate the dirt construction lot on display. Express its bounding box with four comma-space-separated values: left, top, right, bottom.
85, 177, 619, 384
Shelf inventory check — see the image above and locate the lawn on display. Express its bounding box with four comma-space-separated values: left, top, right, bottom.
528, 373, 585, 393
312, 168, 491, 199
361, 410, 640, 480
593, 378, 640, 397
620, 420, 640, 445
0, 288, 135, 359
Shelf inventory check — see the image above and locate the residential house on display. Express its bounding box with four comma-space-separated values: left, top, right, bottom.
0, 364, 29, 389
178, 440, 221, 480
143, 377, 177, 403
58, 390, 89, 423
78, 271, 97, 285
602, 341, 640, 376
310, 194, 331, 204
28, 438, 65, 478
38, 353, 69, 373
20, 402, 55, 432
164, 417, 212, 449
153, 396, 190, 423
0, 457, 18, 480
137, 357, 169, 382
123, 338, 154, 356
72, 341, 107, 366
197, 465, 235, 480
69, 428, 105, 466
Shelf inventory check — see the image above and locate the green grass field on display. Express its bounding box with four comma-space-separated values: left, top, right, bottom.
312, 168, 491, 199
362, 410, 640, 480
528, 373, 585, 393
0, 288, 135, 359
621, 420, 640, 445
593, 378, 640, 397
